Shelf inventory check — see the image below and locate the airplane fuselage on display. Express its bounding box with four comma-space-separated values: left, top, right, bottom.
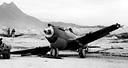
45, 26, 78, 50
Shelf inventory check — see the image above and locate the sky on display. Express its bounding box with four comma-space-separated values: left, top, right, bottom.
0, 0, 128, 26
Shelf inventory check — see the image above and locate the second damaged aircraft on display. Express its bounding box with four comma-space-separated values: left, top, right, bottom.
11, 23, 122, 58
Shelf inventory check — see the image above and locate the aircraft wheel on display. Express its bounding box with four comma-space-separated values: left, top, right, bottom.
2, 53, 10, 59
79, 48, 87, 58
50, 47, 59, 57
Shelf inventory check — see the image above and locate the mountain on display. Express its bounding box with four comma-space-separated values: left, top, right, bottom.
0, 2, 48, 29
49, 22, 83, 28
0, 2, 103, 30
49, 22, 105, 28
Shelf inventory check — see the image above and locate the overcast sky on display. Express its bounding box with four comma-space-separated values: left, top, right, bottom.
0, 0, 128, 26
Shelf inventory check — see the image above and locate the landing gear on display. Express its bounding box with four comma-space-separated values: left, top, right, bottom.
79, 47, 88, 58
2, 53, 10, 59
50, 47, 59, 57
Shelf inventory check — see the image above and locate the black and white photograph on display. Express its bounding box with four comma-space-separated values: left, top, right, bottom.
0, 0, 128, 68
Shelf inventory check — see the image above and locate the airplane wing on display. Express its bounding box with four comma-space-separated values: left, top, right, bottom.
76, 23, 121, 45
11, 46, 51, 55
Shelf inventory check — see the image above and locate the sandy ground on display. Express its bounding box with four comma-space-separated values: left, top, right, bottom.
0, 36, 128, 68
0, 54, 128, 68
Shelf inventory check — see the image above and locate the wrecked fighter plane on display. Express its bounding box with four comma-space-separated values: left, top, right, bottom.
11, 23, 122, 58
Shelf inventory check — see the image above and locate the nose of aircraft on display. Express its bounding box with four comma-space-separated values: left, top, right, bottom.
47, 30, 52, 34
44, 29, 52, 35
43, 26, 54, 38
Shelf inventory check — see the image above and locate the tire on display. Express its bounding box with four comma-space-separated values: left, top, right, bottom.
2, 53, 10, 59
79, 48, 87, 58
50, 47, 59, 57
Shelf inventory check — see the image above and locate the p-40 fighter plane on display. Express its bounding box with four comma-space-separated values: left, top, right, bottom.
11, 23, 122, 58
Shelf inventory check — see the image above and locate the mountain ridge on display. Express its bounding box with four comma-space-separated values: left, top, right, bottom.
0, 2, 48, 29
0, 2, 104, 30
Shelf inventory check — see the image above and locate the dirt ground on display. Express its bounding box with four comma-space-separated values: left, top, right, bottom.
0, 53, 128, 68
0, 36, 128, 68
